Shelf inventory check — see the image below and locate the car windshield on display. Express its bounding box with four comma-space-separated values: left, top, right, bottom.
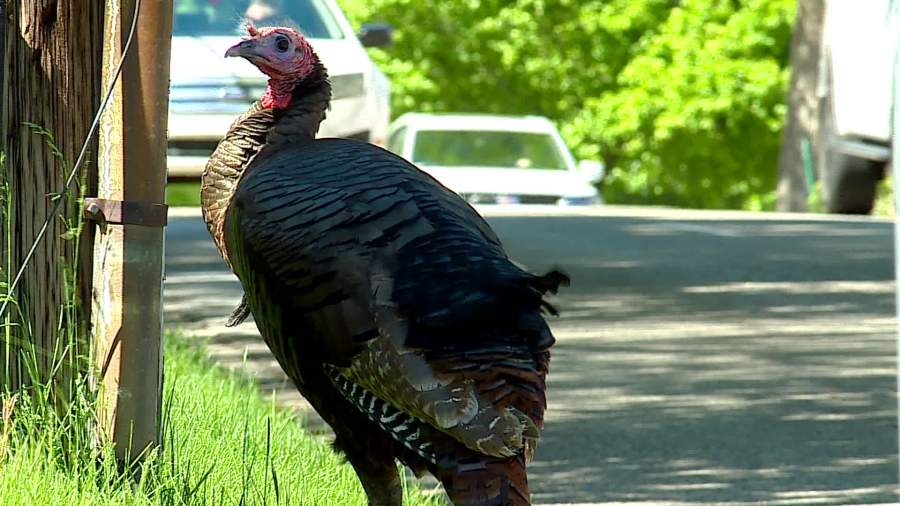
173, 0, 344, 39
412, 130, 568, 170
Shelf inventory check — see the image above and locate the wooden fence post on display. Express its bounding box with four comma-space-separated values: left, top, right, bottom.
1, 1, 103, 391
92, 0, 172, 461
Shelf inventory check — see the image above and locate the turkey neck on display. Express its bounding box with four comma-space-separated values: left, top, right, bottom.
201, 61, 331, 263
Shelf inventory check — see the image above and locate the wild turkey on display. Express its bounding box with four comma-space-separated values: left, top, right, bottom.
200, 24, 568, 506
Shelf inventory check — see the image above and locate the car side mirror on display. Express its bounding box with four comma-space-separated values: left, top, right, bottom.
358, 23, 393, 48
578, 160, 605, 181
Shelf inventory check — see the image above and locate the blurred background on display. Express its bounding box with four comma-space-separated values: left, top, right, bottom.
341, 0, 798, 211
167, 0, 897, 217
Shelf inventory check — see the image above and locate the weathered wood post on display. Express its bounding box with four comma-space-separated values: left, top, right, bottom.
1, 1, 103, 390
91, 0, 172, 461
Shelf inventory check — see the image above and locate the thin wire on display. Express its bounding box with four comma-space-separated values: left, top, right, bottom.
0, 0, 143, 320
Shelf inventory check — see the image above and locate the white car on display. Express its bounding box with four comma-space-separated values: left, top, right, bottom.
167, 0, 391, 177
387, 113, 604, 205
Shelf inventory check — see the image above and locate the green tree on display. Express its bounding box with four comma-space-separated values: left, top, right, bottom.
341, 0, 796, 209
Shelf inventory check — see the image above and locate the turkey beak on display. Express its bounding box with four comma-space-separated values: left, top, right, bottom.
225, 39, 258, 59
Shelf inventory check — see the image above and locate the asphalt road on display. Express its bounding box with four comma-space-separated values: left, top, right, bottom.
164, 206, 898, 505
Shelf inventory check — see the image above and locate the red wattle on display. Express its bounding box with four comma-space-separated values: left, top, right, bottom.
260, 84, 292, 109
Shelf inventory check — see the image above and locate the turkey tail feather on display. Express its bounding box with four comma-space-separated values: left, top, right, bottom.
442, 454, 530, 506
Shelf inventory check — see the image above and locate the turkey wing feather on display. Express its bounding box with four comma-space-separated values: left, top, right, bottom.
226, 140, 561, 458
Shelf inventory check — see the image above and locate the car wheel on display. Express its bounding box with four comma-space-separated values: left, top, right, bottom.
818, 56, 886, 214
822, 148, 884, 214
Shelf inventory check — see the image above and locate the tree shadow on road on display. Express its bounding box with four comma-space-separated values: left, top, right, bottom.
486, 215, 897, 504
534, 326, 896, 504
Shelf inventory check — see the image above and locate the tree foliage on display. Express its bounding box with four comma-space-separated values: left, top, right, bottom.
340, 0, 796, 209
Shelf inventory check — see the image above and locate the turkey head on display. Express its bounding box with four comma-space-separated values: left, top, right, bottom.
225, 24, 318, 109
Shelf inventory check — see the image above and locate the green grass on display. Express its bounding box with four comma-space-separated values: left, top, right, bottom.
872, 175, 894, 217
0, 335, 445, 506
167, 181, 201, 207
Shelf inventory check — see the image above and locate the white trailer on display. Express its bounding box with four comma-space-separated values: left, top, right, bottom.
818, 0, 897, 213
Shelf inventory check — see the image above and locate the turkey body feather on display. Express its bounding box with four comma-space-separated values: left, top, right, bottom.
203, 27, 567, 506
226, 140, 561, 457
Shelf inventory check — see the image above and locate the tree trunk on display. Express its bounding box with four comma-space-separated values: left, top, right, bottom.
776, 0, 826, 212
0, 1, 102, 389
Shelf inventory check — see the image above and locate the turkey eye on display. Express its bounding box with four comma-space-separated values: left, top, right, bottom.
275, 37, 290, 53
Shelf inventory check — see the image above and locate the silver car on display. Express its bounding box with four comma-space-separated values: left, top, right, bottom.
388, 113, 604, 206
